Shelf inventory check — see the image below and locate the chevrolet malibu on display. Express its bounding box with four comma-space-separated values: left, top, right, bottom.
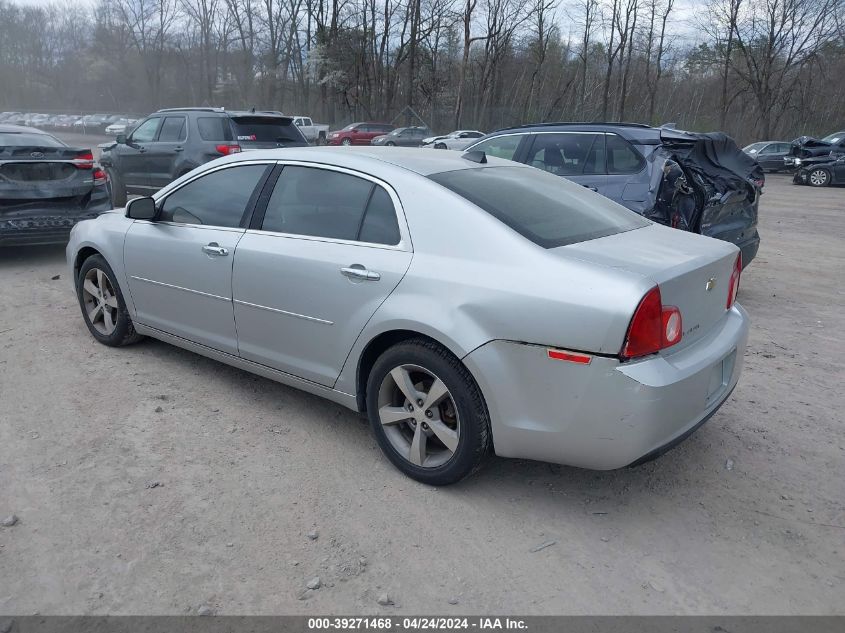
66, 147, 748, 485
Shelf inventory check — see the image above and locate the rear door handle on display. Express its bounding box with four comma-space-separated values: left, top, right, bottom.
582, 185, 598, 192
174, 146, 184, 152
341, 266, 380, 281
202, 242, 229, 257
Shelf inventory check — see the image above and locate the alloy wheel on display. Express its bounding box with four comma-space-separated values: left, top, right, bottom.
377, 364, 460, 468
82, 268, 119, 335
809, 169, 828, 186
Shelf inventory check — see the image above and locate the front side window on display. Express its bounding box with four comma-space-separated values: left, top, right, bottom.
159, 165, 267, 227
430, 166, 648, 249
157, 116, 187, 142
261, 166, 400, 245
469, 135, 523, 161
131, 117, 160, 143
527, 133, 604, 175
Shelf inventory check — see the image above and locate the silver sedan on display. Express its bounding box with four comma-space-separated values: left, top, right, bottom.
67, 147, 748, 485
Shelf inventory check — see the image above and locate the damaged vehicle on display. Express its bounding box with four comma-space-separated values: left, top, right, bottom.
792, 153, 845, 187
784, 131, 845, 170
0, 124, 110, 246
464, 123, 762, 268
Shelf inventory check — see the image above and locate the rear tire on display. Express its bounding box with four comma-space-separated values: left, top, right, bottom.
366, 339, 492, 485
808, 168, 830, 187
76, 254, 143, 347
106, 168, 127, 207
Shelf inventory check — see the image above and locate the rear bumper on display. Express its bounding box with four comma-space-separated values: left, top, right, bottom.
0, 196, 111, 246
463, 305, 749, 470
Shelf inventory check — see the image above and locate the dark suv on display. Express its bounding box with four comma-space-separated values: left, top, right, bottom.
465, 123, 762, 267
99, 108, 308, 205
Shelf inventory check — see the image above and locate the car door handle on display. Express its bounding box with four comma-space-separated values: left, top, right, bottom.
174, 146, 184, 152
582, 185, 598, 191
341, 266, 380, 281
202, 243, 229, 257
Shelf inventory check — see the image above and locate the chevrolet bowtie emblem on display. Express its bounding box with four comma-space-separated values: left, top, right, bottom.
706, 277, 717, 291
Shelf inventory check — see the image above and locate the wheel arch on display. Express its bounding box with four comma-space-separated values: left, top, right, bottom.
353, 329, 474, 413
73, 246, 103, 280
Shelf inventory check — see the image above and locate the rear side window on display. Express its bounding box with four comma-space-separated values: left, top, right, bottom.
159, 165, 267, 227
429, 166, 648, 248
261, 166, 400, 245
231, 117, 303, 143
359, 187, 401, 245
527, 133, 603, 175
197, 117, 232, 141
0, 133, 65, 147
158, 116, 187, 142
606, 134, 644, 173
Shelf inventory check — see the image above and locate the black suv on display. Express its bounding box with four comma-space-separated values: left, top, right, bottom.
464, 122, 762, 267
99, 108, 308, 206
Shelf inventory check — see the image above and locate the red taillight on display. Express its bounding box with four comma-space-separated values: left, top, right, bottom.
215, 144, 241, 155
621, 286, 683, 360
726, 253, 742, 309
93, 167, 108, 185
73, 150, 94, 169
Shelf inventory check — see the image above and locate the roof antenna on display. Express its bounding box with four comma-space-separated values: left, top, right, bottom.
463, 150, 487, 164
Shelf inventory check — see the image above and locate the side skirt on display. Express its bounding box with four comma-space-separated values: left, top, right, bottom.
134, 323, 361, 412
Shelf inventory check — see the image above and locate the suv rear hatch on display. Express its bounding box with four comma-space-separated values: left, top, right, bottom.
646, 129, 761, 265
561, 223, 740, 354
230, 115, 307, 150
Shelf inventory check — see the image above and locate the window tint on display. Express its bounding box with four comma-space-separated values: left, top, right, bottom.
527, 133, 602, 175
261, 166, 374, 240
359, 187, 401, 245
158, 116, 187, 142
429, 166, 648, 248
470, 135, 522, 161
606, 134, 644, 173
231, 117, 303, 144
159, 165, 267, 227
131, 117, 160, 143
197, 116, 232, 141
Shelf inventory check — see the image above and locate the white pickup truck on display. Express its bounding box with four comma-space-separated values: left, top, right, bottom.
292, 116, 330, 145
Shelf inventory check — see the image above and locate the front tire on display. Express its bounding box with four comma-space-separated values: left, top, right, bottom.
366, 339, 491, 485
77, 254, 143, 347
808, 168, 830, 187
341, 138, 352, 146
435, 143, 447, 149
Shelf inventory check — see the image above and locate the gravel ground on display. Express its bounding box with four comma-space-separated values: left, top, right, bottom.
0, 174, 843, 615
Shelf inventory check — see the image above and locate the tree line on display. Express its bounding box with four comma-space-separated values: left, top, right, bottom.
0, 0, 843, 142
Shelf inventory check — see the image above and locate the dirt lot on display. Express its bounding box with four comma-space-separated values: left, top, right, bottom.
0, 174, 843, 615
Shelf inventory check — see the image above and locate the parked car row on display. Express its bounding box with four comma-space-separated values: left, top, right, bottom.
326, 123, 487, 150
0, 111, 140, 135
742, 129, 845, 187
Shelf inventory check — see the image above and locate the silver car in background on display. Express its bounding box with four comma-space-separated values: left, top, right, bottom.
66, 147, 748, 485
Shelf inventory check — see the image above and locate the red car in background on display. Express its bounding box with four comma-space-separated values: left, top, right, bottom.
327, 122, 394, 145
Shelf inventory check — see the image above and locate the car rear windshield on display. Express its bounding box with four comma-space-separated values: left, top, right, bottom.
429, 166, 649, 248
0, 133, 66, 147
231, 117, 302, 143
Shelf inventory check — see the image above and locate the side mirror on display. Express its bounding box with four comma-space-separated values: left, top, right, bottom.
125, 196, 157, 219
116, 133, 127, 144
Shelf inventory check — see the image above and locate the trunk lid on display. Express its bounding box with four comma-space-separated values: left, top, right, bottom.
0, 145, 95, 206
558, 223, 740, 353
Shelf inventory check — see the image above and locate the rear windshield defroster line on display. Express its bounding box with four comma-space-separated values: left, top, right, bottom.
428, 166, 648, 248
